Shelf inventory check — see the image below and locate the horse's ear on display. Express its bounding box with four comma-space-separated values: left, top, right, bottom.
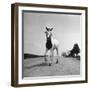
46, 27, 49, 31
51, 28, 53, 31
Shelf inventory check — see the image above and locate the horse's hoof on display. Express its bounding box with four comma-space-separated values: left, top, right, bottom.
56, 60, 59, 64
49, 63, 51, 66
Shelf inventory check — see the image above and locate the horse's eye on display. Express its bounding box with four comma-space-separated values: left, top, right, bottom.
47, 29, 49, 31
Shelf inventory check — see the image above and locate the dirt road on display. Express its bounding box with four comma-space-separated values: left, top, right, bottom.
24, 56, 80, 77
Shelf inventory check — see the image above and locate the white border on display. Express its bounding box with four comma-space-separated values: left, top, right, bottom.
18, 6, 85, 84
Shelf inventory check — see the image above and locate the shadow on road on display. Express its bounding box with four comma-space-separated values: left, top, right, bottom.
25, 62, 48, 69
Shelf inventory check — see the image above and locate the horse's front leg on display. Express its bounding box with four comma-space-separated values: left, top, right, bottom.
50, 48, 54, 65
56, 48, 59, 64
44, 49, 48, 62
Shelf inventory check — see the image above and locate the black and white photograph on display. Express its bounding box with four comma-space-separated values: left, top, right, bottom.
23, 11, 81, 78
11, 3, 87, 87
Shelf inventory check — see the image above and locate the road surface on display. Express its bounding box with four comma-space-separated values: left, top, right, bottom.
23, 56, 80, 77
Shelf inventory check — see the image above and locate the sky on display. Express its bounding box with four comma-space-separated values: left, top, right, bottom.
23, 11, 81, 55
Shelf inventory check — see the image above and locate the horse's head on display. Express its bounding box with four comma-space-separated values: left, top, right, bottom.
45, 27, 53, 38
46, 27, 53, 31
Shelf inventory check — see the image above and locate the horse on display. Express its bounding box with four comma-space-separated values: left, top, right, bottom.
44, 27, 59, 66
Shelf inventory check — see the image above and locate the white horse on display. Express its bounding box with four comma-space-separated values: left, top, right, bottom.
44, 27, 59, 66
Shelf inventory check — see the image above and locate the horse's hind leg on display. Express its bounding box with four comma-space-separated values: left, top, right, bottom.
56, 48, 59, 64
